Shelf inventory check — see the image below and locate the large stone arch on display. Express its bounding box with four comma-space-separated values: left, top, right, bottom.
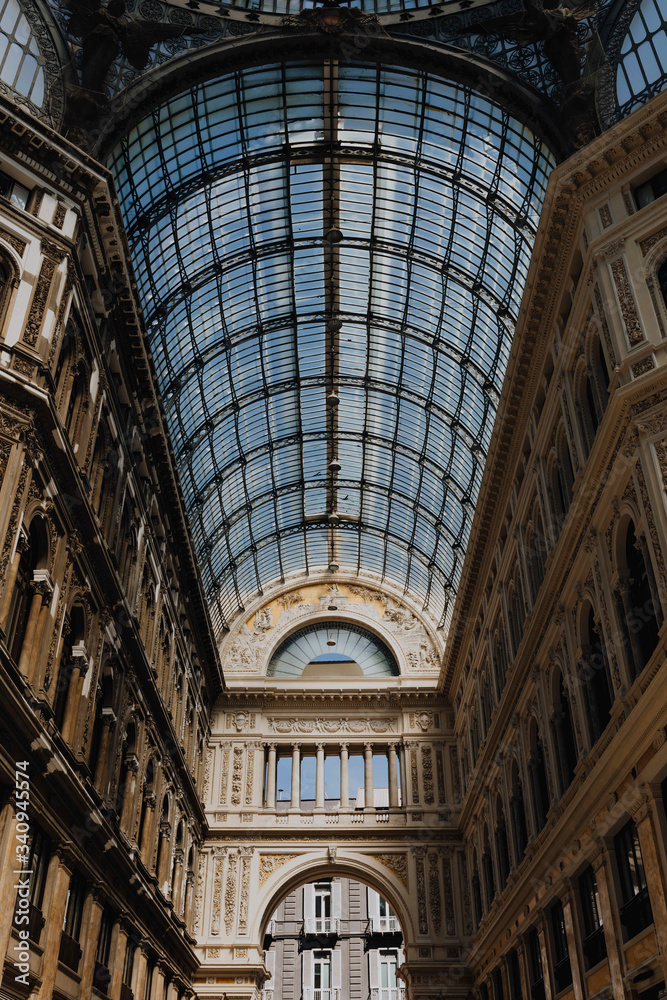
253, 849, 418, 949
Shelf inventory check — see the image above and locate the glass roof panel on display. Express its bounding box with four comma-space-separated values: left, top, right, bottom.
109, 60, 555, 636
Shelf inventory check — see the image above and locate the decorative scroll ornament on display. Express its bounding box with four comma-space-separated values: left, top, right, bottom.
259, 854, 298, 887
282, 6, 387, 35
375, 853, 408, 888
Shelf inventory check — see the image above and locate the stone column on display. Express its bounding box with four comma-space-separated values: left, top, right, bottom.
388, 743, 399, 809
340, 744, 349, 811
140, 792, 157, 864
0, 537, 25, 628
109, 917, 129, 1000
266, 744, 277, 809
172, 850, 184, 915
316, 744, 325, 811
589, 843, 625, 1000
515, 935, 531, 1000
290, 745, 300, 811
561, 888, 585, 1000
133, 946, 149, 1000
399, 743, 408, 807
633, 788, 667, 975
93, 710, 117, 794
184, 872, 195, 929
26, 580, 54, 687
364, 743, 374, 810
34, 846, 73, 1000
120, 756, 139, 838
17, 582, 48, 679
157, 823, 172, 893
0, 796, 17, 962
78, 887, 104, 1000
153, 962, 166, 1000
60, 653, 87, 744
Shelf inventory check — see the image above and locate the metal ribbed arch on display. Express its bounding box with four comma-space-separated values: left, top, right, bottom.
110, 60, 555, 637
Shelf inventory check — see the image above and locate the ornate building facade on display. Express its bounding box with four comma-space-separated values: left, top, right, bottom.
0, 2, 666, 1000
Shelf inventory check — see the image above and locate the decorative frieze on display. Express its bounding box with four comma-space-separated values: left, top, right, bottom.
268, 717, 397, 734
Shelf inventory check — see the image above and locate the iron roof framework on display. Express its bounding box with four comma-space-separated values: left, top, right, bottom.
110, 58, 555, 637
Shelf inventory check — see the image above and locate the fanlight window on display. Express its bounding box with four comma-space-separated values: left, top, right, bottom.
267, 622, 399, 677
0, 0, 45, 109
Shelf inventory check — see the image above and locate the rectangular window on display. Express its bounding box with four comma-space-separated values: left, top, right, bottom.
59, 870, 86, 971
94, 907, 114, 996
0, 168, 29, 210
379, 950, 398, 991
614, 820, 653, 941
313, 950, 331, 997
508, 950, 522, 1000
579, 867, 606, 969
314, 882, 332, 931
26, 826, 51, 910
527, 928, 545, 1000
550, 902, 572, 994
493, 968, 504, 1000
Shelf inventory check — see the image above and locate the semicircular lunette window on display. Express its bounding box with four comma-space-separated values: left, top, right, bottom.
616, 0, 667, 115
0, 0, 45, 109
267, 623, 400, 677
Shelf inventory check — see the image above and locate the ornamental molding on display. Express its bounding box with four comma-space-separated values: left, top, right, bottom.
221, 579, 440, 677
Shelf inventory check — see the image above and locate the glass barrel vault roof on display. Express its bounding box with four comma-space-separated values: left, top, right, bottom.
109, 60, 555, 638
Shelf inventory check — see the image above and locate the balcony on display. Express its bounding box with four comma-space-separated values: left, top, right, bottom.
28, 903, 45, 944
370, 916, 400, 933
370, 989, 405, 1000
303, 990, 339, 1000
120, 985, 134, 1000
303, 918, 339, 935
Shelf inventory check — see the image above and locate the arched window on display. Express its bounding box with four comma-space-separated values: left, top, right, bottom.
551, 670, 578, 794
5, 517, 49, 671
492, 625, 509, 694
525, 503, 547, 601
52, 603, 86, 735
527, 718, 549, 833
116, 721, 138, 832
579, 603, 614, 744
659, 258, 667, 307
471, 849, 483, 927
509, 760, 528, 862
552, 426, 575, 525
89, 667, 115, 792
482, 826, 496, 907
495, 795, 511, 886
616, 517, 662, 680
508, 573, 525, 655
